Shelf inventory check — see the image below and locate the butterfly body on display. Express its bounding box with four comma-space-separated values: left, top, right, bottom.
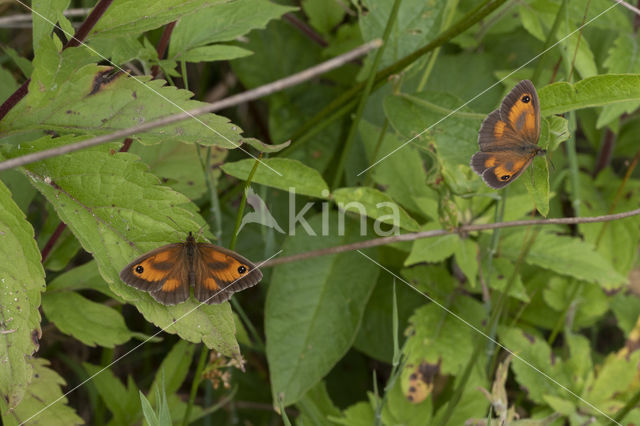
471, 80, 545, 189
120, 232, 262, 305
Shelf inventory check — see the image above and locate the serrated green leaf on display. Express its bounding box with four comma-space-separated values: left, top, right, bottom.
0, 180, 45, 409
266, 213, 379, 406
1, 37, 245, 150
501, 230, 626, 289
587, 352, 640, 406
405, 224, 457, 265
168, 0, 296, 60
89, 0, 226, 39
221, 158, 329, 198
42, 291, 142, 347
3, 359, 82, 426
333, 187, 420, 232
3, 136, 241, 357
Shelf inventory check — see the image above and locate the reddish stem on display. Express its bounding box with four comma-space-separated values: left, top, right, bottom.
151, 21, 177, 79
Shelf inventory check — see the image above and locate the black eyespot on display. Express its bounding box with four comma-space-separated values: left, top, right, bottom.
238, 265, 247, 274
500, 175, 511, 181
135, 265, 144, 274
521, 95, 530, 103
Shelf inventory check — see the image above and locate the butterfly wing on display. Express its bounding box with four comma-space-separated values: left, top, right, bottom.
119, 244, 191, 305
471, 151, 534, 189
193, 244, 263, 304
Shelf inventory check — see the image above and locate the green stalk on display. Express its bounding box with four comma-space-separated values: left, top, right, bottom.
331, 0, 402, 189
229, 154, 262, 250
182, 345, 208, 426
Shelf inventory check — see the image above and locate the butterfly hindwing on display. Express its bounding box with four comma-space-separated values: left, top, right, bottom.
193, 244, 263, 304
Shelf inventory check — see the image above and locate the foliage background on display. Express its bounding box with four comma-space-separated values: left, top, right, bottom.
0, 0, 639, 425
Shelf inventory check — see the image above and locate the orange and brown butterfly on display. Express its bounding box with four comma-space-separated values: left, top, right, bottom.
471, 80, 546, 189
119, 232, 262, 305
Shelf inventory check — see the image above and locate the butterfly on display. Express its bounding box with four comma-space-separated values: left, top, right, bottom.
119, 232, 263, 305
471, 79, 546, 189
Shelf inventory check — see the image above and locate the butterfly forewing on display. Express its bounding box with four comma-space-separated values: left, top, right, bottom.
193, 244, 263, 304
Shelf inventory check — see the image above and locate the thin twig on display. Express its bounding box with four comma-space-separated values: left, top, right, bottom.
0, 39, 382, 172
261, 208, 640, 267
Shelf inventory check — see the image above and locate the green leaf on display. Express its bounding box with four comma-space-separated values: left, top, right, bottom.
139, 391, 160, 426
501, 230, 627, 289
168, 0, 296, 60
302, 0, 346, 34
332, 401, 375, 426
405, 224, 457, 265
333, 187, 421, 232
149, 340, 196, 401
84, 363, 140, 425
382, 377, 433, 425
296, 381, 341, 425
0, 180, 45, 409
522, 155, 549, 217
384, 91, 482, 193
180, 45, 253, 63
89, 0, 227, 39
1, 37, 245, 150
46, 260, 121, 300
453, 238, 478, 288
222, 158, 329, 198
266, 213, 379, 406
42, 291, 142, 347
587, 352, 640, 407
3, 359, 82, 426
5, 137, 241, 357
540, 75, 640, 116
359, 120, 436, 217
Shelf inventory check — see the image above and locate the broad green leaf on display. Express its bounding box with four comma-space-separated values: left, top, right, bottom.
266, 213, 379, 406
540, 75, 640, 116
611, 293, 640, 335
382, 377, 433, 425
483, 258, 530, 303
0, 169, 37, 213
453, 238, 478, 288
1, 37, 245, 149
359, 120, 436, 217
542, 278, 609, 329
501, 230, 627, 289
405, 224, 457, 265
89, 0, 226, 39
149, 340, 196, 402
296, 381, 341, 425
302, 0, 346, 34
332, 401, 375, 426
168, 0, 295, 60
2, 359, 82, 426
587, 352, 640, 407
42, 291, 143, 348
222, 158, 329, 198
333, 187, 420, 232
46, 260, 121, 300
523, 155, 549, 217
84, 363, 140, 425
384, 91, 482, 193
3, 137, 241, 357
180, 45, 253, 63
0, 180, 45, 409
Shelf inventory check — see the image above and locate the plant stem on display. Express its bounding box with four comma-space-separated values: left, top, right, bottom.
182, 345, 208, 426
230, 154, 262, 250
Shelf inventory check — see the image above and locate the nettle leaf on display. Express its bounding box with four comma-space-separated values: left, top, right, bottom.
500, 230, 626, 289
222, 158, 329, 198
3, 137, 241, 357
3, 359, 82, 426
1, 37, 245, 149
333, 187, 420, 232
266, 213, 379, 406
540, 75, 640, 116
89, 0, 226, 39
42, 291, 145, 348
168, 0, 296, 61
0, 180, 45, 409
384, 91, 482, 193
